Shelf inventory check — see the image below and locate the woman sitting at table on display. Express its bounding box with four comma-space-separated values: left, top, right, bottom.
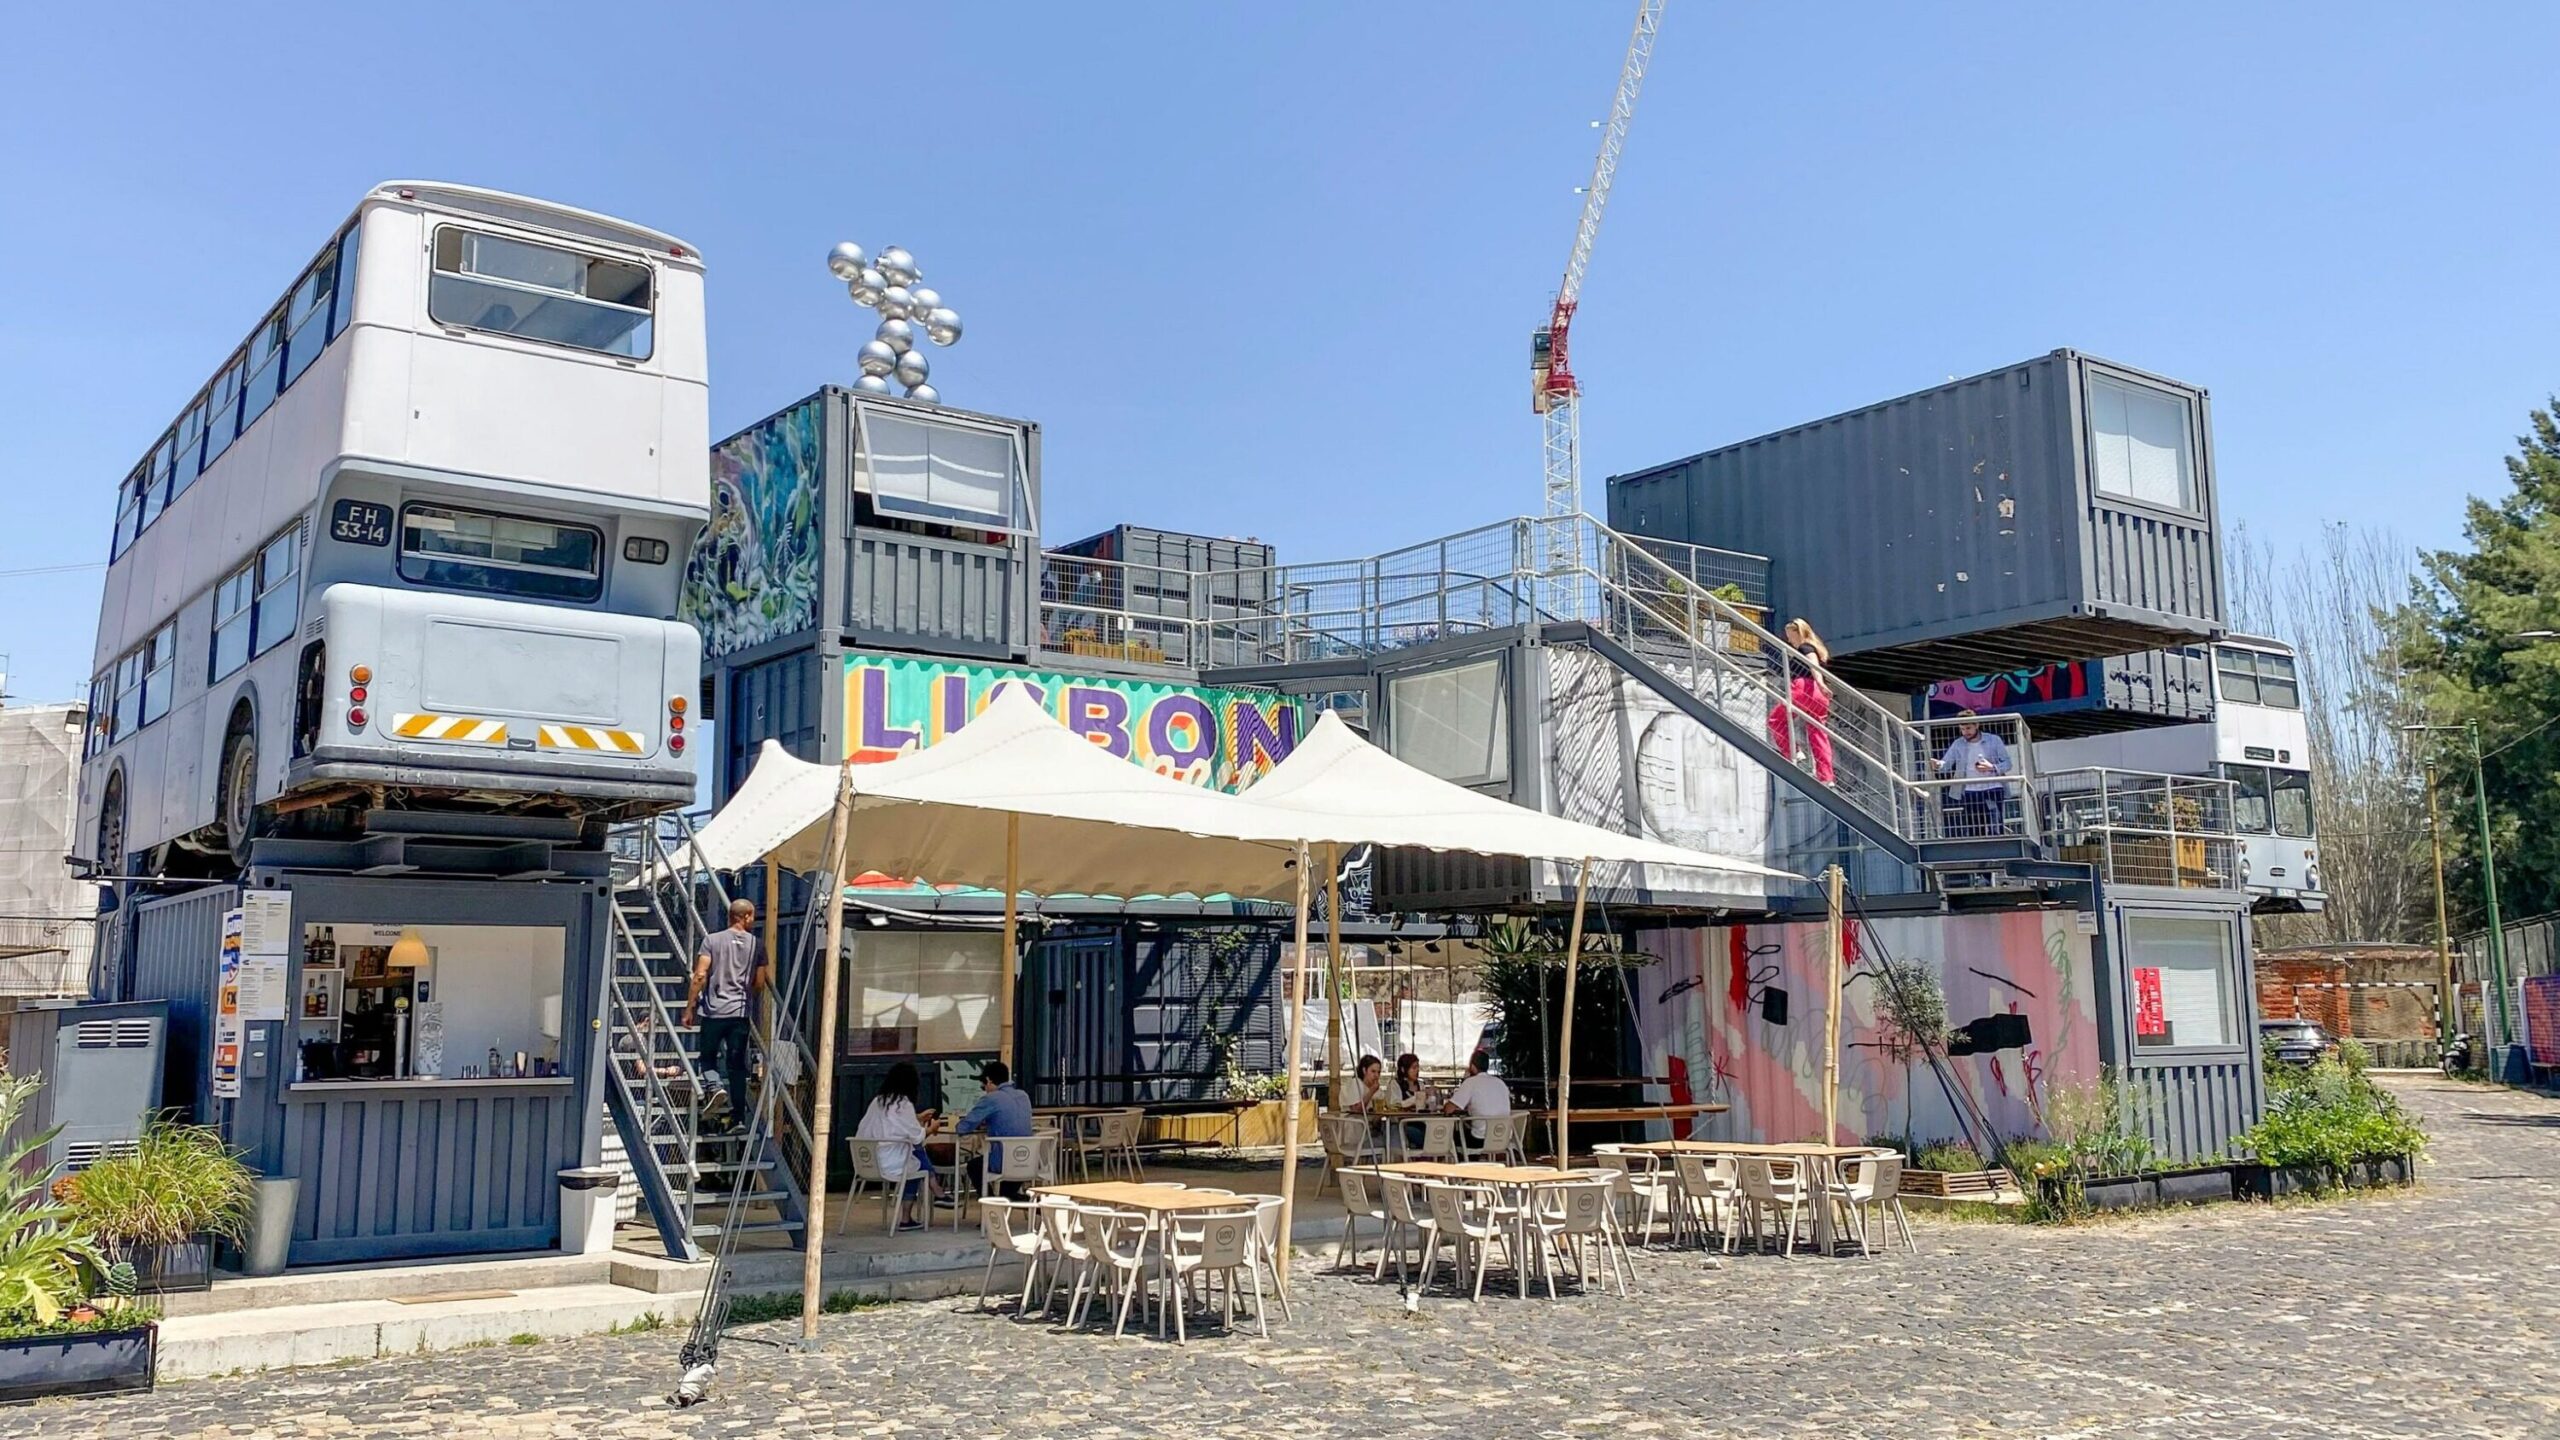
853, 1061, 940, 1231
1343, 1054, 1385, 1114
1385, 1052, 1431, 1149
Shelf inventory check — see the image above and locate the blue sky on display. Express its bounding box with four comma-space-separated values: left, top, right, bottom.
3, 3, 2555, 703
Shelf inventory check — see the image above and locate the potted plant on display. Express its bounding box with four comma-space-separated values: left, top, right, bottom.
2235, 1041, 2424, 1197
0, 1076, 156, 1404
1894, 1140, 2018, 1199
58, 1119, 256, 1295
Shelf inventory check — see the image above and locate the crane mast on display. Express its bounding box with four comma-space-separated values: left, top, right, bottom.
1534, 0, 1664, 592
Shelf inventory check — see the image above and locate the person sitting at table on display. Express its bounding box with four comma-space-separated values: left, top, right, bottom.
1441, 1050, 1512, 1145
1342, 1054, 1384, 1114
853, 1061, 940, 1231
954, 1059, 1035, 1199
1385, 1052, 1429, 1148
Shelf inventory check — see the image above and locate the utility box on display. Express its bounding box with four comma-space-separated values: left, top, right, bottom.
1608, 350, 2225, 688
3, 999, 167, 1173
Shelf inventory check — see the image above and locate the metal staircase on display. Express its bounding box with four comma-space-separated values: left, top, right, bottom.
605, 816, 806, 1262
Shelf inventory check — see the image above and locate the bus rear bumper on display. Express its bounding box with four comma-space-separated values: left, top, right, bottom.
292, 753, 695, 807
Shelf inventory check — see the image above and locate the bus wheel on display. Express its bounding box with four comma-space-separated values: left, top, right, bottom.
220, 726, 260, 870
97, 771, 128, 878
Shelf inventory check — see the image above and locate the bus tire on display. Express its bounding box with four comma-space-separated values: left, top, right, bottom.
220, 722, 259, 870
97, 768, 128, 878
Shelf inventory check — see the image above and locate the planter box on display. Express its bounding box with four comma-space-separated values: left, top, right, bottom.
2040, 1163, 2243, 1213
0, 1324, 155, 1406
1142, 1100, 1317, 1150
110, 1239, 216, 1296
2348, 1155, 2416, 1189
2234, 1162, 2329, 1200
1899, 1167, 2016, 1199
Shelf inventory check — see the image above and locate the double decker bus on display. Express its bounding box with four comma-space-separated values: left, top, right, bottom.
2031, 634, 2322, 913
79, 182, 708, 876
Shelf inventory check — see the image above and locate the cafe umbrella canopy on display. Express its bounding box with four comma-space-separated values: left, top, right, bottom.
687, 687, 1795, 1315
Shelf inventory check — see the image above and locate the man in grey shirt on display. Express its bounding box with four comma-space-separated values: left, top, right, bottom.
683, 899, 765, 1133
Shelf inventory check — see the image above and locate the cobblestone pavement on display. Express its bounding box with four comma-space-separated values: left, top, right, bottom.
23, 1076, 2559, 1439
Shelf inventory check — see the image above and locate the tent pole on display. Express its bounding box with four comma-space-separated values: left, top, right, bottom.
1822, 863, 1845, 1144
1324, 842, 1344, 1108
762, 855, 780, 1135
1276, 839, 1314, 1292
1000, 814, 1021, 1071
800, 764, 856, 1348
1554, 858, 1593, 1170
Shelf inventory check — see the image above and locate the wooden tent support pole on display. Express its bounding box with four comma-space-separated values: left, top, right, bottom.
799, 765, 856, 1349
1822, 864, 1845, 1144
1275, 840, 1314, 1292
1324, 842, 1344, 1107
999, 814, 1021, 1070
1554, 858, 1593, 1169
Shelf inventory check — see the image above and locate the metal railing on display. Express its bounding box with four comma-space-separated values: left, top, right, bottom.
1037, 548, 1276, 668
2037, 767, 2241, 890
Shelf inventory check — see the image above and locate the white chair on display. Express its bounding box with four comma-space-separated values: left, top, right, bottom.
1457, 1113, 1522, 1165
1377, 1174, 1432, 1283
1835, 1154, 1915, 1256
1401, 1115, 1462, 1164
1317, 1114, 1381, 1195
1528, 1177, 1631, 1298
974, 1196, 1051, 1313
1240, 1193, 1294, 1324
1108, 1107, 1148, 1180
1418, 1181, 1515, 1303
843, 1139, 924, 1234
1737, 1157, 1810, 1257
985, 1133, 1060, 1200
1037, 1199, 1103, 1323
1670, 1153, 1740, 1251
1160, 1209, 1268, 1341
1093, 1205, 1161, 1338
1335, 1167, 1391, 1271
1593, 1148, 1673, 1245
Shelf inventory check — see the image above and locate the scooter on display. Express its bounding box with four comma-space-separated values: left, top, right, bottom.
2440, 1030, 2475, 1077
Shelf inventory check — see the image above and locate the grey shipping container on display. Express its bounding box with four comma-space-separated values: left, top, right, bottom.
1921, 645, 2216, 739
1607, 350, 2225, 689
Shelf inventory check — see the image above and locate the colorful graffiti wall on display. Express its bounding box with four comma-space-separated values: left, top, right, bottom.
842, 649, 1302, 791
681, 399, 824, 658
1632, 910, 2097, 1146
1926, 661, 2096, 720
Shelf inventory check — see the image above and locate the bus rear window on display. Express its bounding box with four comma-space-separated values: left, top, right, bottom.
430, 227, 653, 358
398, 504, 602, 603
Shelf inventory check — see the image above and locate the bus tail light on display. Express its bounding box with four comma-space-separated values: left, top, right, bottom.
667, 695, 687, 752
348, 663, 372, 731
349, 708, 369, 729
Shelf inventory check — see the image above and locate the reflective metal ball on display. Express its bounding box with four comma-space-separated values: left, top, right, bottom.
852, 373, 893, 395
906, 286, 941, 316
877, 285, 914, 320
826, 241, 867, 280
876, 246, 918, 285
875, 317, 916, 353
857, 340, 898, 376
923, 308, 963, 346
849, 268, 887, 306
894, 349, 931, 387
902, 383, 939, 406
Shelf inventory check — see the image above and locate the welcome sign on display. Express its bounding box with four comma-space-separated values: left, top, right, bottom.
841, 649, 1302, 791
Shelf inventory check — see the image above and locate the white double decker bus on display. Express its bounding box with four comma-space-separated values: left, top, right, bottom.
79, 182, 708, 875
2033, 634, 2323, 913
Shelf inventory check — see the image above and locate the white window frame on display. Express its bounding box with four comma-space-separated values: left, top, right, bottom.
2086, 373, 2200, 514
2122, 910, 2243, 1057
851, 402, 1034, 536
428, 224, 655, 361
139, 623, 177, 727
210, 560, 256, 682
253, 526, 302, 656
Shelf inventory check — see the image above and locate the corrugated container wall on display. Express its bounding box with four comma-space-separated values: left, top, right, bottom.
1608, 351, 2224, 689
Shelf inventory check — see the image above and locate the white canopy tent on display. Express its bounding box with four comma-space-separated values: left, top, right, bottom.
687, 689, 1801, 1310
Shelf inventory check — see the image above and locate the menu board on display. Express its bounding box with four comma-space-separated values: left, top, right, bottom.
233, 890, 293, 1022
212, 909, 245, 1099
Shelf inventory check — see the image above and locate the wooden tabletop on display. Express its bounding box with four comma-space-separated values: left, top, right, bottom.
1033, 1182, 1260, 1213
1623, 1140, 1879, 1159
1376, 1162, 1610, 1186
1529, 1104, 1731, 1122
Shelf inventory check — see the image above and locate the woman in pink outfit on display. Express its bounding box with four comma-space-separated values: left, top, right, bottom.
1765, 619, 1836, 785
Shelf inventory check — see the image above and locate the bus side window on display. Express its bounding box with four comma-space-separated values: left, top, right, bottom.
2214, 649, 2260, 706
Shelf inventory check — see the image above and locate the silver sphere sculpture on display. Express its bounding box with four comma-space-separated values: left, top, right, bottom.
877, 285, 915, 321
894, 348, 931, 388
826, 241, 868, 281
906, 286, 941, 315
923, 307, 963, 346
876, 246, 918, 286
875, 317, 916, 354
852, 373, 894, 395
903, 382, 939, 406
849, 268, 887, 306
857, 339, 899, 377
831, 240, 960, 405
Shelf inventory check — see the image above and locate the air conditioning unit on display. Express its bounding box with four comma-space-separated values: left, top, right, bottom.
3, 999, 168, 1175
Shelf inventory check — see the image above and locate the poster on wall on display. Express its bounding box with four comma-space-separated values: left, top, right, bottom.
212, 908, 245, 1099
2133, 966, 2169, 1043
841, 649, 1304, 791
233, 890, 292, 1022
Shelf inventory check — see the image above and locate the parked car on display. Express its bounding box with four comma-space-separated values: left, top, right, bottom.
2259, 1017, 2340, 1066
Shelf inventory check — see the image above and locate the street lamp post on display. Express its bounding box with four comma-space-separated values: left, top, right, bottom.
2406, 720, 2514, 1049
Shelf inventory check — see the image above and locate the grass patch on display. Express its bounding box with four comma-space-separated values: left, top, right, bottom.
608, 1311, 666, 1335
507, 1332, 543, 1346
723, 1288, 897, 1326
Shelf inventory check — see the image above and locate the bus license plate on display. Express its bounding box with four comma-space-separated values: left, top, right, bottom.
331, 499, 392, 547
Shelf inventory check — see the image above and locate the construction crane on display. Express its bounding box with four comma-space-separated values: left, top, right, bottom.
1533, 0, 1665, 588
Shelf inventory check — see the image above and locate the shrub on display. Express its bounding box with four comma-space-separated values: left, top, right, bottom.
2242, 1051, 2425, 1182
0, 1076, 110, 1327
1911, 1141, 1985, 1174
61, 1120, 257, 1248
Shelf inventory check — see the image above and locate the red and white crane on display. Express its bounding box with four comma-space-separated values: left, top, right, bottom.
1534, 0, 1665, 580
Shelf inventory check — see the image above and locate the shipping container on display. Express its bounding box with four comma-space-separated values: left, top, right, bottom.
1921, 645, 2216, 738
1044, 525, 1279, 670
1608, 350, 2224, 689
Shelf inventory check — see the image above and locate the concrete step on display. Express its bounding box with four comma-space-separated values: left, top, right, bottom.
159, 1251, 615, 1319
155, 1281, 702, 1382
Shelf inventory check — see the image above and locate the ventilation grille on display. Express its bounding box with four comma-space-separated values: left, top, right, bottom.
64, 1138, 141, 1171
72, 1018, 156, 1049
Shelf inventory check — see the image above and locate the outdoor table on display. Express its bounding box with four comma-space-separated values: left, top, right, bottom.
1375, 1161, 1613, 1299
1622, 1140, 1879, 1254
1033, 1182, 1261, 1335
1529, 1103, 1729, 1157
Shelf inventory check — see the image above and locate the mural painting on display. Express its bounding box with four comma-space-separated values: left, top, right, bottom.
680, 399, 824, 657
1632, 911, 2097, 1145
1926, 660, 2095, 720
1545, 648, 1776, 904
841, 649, 1302, 792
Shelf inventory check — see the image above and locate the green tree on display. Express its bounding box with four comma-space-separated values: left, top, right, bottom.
2389, 400, 2560, 928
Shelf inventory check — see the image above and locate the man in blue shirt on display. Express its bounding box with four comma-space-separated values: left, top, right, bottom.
1936, 713, 2015, 838
955, 1060, 1035, 1198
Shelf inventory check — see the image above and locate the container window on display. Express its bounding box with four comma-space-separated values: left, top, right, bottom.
399, 503, 602, 603
2089, 376, 2195, 511
2272, 768, 2314, 838
1387, 657, 1509, 786
2220, 763, 2271, 835
211, 560, 257, 682
172, 395, 210, 500
857, 408, 1023, 532
430, 226, 653, 359
2126, 914, 2236, 1050
254, 526, 302, 655
843, 931, 1003, 1053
